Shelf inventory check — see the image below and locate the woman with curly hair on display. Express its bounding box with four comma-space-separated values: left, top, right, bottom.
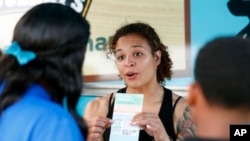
84, 22, 195, 141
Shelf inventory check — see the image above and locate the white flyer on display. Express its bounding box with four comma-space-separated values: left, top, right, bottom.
109, 93, 144, 141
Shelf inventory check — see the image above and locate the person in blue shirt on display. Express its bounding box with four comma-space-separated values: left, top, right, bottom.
0, 3, 90, 141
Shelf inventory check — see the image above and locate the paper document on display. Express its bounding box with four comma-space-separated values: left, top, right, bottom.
109, 93, 144, 141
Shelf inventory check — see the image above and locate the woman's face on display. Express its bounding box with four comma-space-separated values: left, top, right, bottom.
114, 34, 161, 88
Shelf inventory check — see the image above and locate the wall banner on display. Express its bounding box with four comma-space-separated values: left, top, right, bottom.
0, 0, 190, 82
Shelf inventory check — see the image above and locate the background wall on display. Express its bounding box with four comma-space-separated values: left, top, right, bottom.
0, 0, 248, 116
78, 0, 248, 116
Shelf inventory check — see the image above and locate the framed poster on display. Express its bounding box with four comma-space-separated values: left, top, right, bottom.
83, 0, 191, 82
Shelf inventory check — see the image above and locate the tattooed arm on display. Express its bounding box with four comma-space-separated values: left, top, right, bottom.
172, 94, 196, 141
176, 106, 196, 141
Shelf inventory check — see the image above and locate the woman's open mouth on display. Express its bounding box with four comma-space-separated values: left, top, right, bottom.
126, 72, 138, 80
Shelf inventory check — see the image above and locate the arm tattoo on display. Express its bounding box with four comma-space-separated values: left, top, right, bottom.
176, 106, 196, 140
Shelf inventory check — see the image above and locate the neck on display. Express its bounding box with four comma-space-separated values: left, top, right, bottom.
196, 107, 250, 139
126, 83, 163, 103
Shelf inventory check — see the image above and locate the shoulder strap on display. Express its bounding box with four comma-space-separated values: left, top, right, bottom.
108, 93, 114, 107
172, 96, 182, 114
159, 87, 177, 141
106, 87, 126, 118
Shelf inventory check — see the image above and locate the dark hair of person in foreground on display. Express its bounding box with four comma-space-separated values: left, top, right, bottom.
0, 3, 90, 139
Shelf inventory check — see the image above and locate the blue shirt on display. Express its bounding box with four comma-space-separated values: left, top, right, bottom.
0, 84, 85, 141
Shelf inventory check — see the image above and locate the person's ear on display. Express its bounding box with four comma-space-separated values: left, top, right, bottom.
187, 82, 202, 107
188, 82, 207, 108
187, 83, 195, 106
154, 50, 161, 66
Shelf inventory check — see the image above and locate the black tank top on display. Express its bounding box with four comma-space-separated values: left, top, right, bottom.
103, 87, 182, 141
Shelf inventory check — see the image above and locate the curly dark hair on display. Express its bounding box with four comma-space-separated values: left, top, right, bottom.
106, 22, 173, 84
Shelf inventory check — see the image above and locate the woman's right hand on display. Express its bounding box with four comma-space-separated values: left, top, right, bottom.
87, 116, 113, 141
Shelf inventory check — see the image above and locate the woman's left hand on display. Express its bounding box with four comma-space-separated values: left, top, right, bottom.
131, 112, 170, 141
